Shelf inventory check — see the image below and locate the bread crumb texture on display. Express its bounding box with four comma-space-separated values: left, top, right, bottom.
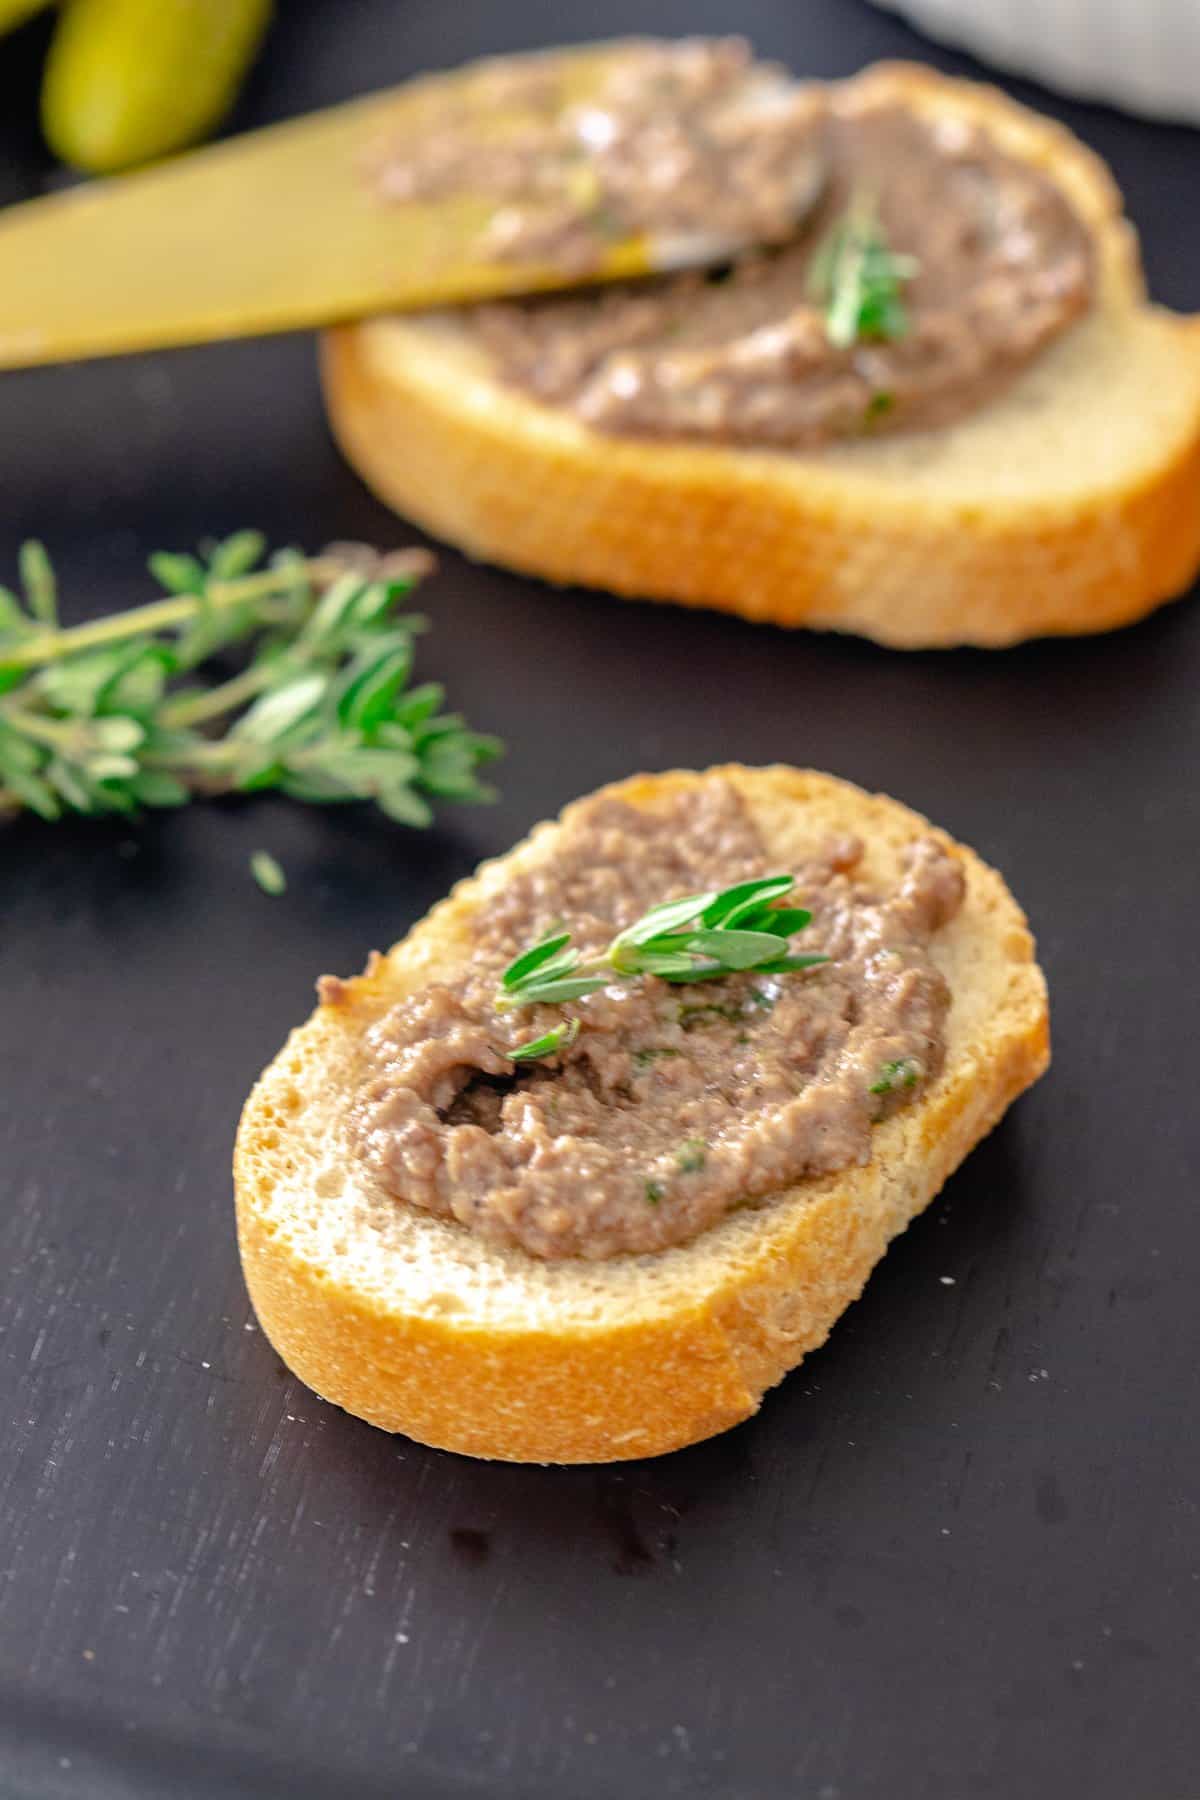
235, 767, 1050, 1461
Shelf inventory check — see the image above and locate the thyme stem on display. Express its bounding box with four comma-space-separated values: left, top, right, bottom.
0, 558, 343, 671
158, 661, 271, 729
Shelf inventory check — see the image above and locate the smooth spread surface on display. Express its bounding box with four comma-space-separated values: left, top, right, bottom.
343, 779, 964, 1257
468, 73, 1095, 446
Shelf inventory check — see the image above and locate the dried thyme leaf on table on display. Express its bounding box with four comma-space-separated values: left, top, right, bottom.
498, 874, 829, 1061
0, 534, 501, 826
250, 850, 287, 896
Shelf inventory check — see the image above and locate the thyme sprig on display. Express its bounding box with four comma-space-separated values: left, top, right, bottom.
808, 194, 919, 350
497, 874, 828, 1059
0, 532, 501, 825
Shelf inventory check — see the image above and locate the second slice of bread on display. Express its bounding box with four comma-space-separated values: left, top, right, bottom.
321, 58, 1200, 649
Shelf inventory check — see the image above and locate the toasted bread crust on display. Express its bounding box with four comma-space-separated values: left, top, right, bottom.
320, 59, 1200, 649
234, 767, 1050, 1462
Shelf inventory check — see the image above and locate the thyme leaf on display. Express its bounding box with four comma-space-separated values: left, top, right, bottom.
509, 1018, 580, 1063
869, 1055, 923, 1096
809, 195, 919, 350
250, 849, 287, 896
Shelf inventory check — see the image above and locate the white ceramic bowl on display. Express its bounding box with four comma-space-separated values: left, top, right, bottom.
872, 0, 1200, 125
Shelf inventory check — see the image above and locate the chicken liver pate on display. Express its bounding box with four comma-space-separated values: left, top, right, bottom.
338, 781, 965, 1261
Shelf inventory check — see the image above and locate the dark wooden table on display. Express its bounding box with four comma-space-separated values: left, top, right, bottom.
1, 4, 1198, 1796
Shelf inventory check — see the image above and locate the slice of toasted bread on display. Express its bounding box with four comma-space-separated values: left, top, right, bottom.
234, 766, 1049, 1463
320, 57, 1200, 650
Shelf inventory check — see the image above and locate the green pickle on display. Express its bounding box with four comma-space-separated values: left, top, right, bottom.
42, 0, 273, 175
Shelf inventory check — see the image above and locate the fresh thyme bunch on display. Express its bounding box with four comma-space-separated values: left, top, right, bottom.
0, 532, 501, 825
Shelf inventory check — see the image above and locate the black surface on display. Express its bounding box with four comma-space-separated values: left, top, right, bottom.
1, 4, 1198, 1797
